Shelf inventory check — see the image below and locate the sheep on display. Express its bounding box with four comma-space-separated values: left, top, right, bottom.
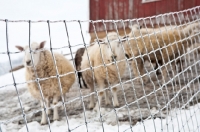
147, 24, 200, 74
81, 26, 140, 111
127, 24, 184, 75
124, 22, 199, 84
74, 31, 121, 89
15, 41, 75, 125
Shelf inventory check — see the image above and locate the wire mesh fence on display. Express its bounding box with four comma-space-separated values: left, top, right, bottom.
0, 6, 200, 132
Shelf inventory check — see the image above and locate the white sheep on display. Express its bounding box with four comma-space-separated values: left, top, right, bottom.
81, 26, 139, 111
15, 41, 75, 125
74, 31, 121, 89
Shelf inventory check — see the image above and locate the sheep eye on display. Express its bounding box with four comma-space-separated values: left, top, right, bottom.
33, 48, 38, 54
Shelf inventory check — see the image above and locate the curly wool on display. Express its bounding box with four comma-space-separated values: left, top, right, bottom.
81, 43, 126, 88
26, 50, 75, 100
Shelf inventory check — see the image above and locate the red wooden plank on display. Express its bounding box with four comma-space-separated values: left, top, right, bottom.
89, 0, 200, 33
122, 0, 129, 28
143, 2, 156, 17
104, 0, 109, 31
113, 0, 119, 20
184, 0, 195, 9
118, 0, 124, 20
163, 0, 173, 13
128, 0, 134, 18
137, 0, 145, 18
133, 0, 139, 18
99, 0, 105, 19
167, 0, 178, 12
196, 0, 200, 5
89, 0, 96, 32
104, 0, 108, 20
178, 0, 184, 10
155, 0, 167, 14
123, 0, 129, 19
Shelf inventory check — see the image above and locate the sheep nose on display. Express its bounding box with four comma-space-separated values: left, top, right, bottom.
112, 55, 117, 60
26, 60, 31, 65
111, 55, 117, 62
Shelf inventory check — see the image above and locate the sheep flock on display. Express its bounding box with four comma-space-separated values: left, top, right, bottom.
15, 21, 200, 125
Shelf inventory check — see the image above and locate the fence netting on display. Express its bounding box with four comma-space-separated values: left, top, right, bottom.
1, 6, 200, 132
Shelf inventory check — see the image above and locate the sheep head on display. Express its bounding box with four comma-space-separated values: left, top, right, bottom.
129, 24, 142, 31
15, 41, 46, 68
103, 36, 129, 64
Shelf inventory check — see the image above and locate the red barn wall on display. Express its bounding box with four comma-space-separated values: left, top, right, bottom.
89, 0, 200, 42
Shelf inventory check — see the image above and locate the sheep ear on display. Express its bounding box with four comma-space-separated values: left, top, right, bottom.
99, 39, 104, 43
94, 39, 104, 44
94, 39, 103, 42
39, 41, 46, 49
125, 53, 129, 59
15, 45, 24, 51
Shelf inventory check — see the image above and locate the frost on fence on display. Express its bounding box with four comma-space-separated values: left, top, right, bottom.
1, 6, 200, 132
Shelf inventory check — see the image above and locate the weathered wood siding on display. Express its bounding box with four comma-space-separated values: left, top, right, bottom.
89, 0, 200, 33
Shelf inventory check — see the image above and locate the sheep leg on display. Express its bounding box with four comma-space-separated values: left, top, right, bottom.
161, 64, 168, 85
112, 87, 119, 107
172, 61, 177, 76
40, 100, 47, 125
89, 83, 95, 109
46, 97, 51, 115
53, 96, 59, 121
104, 90, 111, 105
132, 59, 140, 83
132, 58, 148, 84
61, 94, 67, 110
94, 82, 105, 112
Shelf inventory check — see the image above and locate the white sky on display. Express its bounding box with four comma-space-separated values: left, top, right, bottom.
0, 0, 90, 62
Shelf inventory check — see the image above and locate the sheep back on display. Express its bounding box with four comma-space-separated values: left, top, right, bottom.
125, 29, 191, 63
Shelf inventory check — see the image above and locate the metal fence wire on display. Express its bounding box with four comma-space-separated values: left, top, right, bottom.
1, 6, 200, 132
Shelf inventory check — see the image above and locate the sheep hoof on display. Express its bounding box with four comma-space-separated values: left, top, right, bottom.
113, 102, 119, 107
47, 110, 51, 115
40, 120, 47, 125
105, 100, 111, 106
89, 103, 95, 109
61, 105, 66, 110
93, 105, 99, 112
53, 116, 59, 121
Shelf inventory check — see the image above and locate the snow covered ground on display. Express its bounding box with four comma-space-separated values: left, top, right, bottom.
1, 64, 200, 132
0, 100, 193, 132
16, 104, 200, 132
